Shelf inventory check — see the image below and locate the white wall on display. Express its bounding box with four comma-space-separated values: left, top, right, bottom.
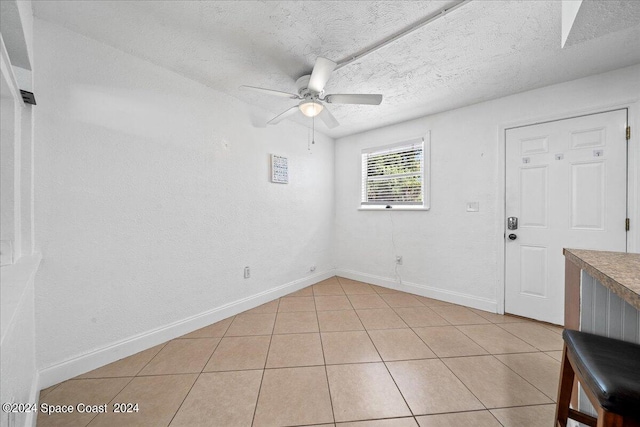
33, 19, 335, 378
335, 64, 640, 311
1, 84, 15, 250
1, 268, 37, 427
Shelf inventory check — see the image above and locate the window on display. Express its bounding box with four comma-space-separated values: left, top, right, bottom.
361, 134, 429, 209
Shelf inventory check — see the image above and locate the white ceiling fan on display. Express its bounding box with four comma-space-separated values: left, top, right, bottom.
239, 57, 383, 129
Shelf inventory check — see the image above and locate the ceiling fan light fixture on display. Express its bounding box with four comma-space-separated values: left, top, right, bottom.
299, 100, 323, 118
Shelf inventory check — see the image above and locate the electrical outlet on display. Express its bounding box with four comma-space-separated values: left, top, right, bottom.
310, 266, 316, 272
244, 266, 250, 279
396, 256, 403, 265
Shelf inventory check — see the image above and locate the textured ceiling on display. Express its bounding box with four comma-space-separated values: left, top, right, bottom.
32, 1, 640, 139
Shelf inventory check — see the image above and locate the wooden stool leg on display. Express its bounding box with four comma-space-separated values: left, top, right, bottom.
556, 346, 575, 427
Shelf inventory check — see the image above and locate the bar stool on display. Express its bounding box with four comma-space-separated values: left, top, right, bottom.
555, 330, 640, 427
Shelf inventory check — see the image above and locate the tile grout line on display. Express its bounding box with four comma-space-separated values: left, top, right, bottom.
403, 326, 439, 357
338, 277, 419, 422
250, 296, 280, 427
220, 315, 237, 337
351, 307, 416, 420
490, 412, 508, 427
435, 353, 491, 414
337, 279, 419, 421
38, 383, 60, 400
406, 309, 554, 418
153, 367, 200, 424
131, 340, 170, 378
66, 339, 174, 425
491, 353, 559, 403
489, 401, 559, 410
314, 289, 337, 425
455, 322, 554, 355
165, 330, 226, 426
73, 371, 222, 380
354, 305, 411, 332
190, 320, 230, 371
408, 325, 477, 359
488, 401, 559, 427
413, 408, 505, 427
453, 324, 503, 354
443, 313, 560, 403
441, 351, 556, 413
494, 322, 562, 352
44, 344, 172, 426
84, 375, 138, 427
389, 303, 452, 327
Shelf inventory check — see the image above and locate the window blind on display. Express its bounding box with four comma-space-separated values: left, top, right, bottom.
361, 139, 424, 205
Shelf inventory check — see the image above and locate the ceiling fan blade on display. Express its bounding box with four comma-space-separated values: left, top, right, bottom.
267, 106, 299, 125
325, 94, 383, 105
308, 57, 336, 93
319, 107, 339, 129
239, 85, 300, 99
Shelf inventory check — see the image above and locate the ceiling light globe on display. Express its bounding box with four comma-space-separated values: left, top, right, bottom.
299, 100, 323, 118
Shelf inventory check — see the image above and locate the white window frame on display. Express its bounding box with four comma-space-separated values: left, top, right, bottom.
359, 132, 431, 211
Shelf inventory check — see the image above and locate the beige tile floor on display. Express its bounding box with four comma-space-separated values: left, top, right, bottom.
37, 276, 563, 427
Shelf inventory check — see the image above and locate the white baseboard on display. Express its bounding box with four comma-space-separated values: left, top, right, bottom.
336, 269, 497, 313
38, 270, 335, 389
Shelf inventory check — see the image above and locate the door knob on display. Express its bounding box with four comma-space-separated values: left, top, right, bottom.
508, 234, 517, 240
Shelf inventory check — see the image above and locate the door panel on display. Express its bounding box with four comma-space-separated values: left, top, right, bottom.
520, 246, 547, 297
520, 166, 548, 227
571, 161, 605, 230
571, 127, 605, 149
521, 136, 549, 154
505, 110, 627, 325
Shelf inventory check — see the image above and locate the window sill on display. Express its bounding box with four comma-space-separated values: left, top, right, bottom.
358, 206, 430, 211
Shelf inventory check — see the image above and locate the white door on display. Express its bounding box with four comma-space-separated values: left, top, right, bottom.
505, 110, 627, 325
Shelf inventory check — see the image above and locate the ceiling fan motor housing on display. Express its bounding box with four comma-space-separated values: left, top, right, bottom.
296, 75, 321, 99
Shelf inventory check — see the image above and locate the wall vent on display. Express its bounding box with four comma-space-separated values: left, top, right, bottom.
20, 90, 36, 105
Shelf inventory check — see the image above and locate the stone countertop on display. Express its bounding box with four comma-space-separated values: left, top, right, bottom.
564, 249, 640, 311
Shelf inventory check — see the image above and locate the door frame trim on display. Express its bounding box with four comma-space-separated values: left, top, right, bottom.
497, 99, 639, 316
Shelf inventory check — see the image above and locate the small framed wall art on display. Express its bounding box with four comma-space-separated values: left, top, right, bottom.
270, 154, 288, 184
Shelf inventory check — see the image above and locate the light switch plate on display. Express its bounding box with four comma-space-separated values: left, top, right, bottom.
466, 202, 479, 212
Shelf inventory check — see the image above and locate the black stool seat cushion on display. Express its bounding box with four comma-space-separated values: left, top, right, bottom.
563, 329, 640, 417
